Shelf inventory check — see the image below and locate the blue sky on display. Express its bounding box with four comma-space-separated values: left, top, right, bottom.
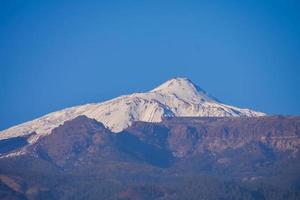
0, 0, 299, 130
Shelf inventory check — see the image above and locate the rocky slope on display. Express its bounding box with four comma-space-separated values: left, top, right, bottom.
128, 116, 300, 158
0, 115, 300, 200
3, 115, 299, 167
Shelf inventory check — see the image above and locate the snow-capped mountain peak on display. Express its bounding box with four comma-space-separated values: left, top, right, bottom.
151, 77, 199, 93
0, 77, 266, 143
150, 77, 213, 103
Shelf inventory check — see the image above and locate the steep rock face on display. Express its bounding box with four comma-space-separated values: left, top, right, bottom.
0, 77, 265, 143
127, 116, 300, 158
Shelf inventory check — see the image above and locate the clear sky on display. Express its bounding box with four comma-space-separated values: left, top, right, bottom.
0, 0, 299, 130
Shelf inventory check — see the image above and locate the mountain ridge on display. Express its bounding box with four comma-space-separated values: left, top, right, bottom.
0, 77, 265, 143
0, 115, 300, 199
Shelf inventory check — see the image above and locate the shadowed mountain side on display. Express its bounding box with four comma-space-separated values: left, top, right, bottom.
30, 116, 174, 168
0, 137, 28, 154
115, 133, 173, 168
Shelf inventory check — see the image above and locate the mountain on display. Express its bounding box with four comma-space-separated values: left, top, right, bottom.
30, 115, 173, 169
0, 77, 265, 144
2, 77, 299, 199
0, 116, 299, 199
127, 116, 300, 158
30, 115, 300, 170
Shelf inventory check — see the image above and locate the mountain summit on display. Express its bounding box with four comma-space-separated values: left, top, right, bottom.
151, 77, 214, 103
0, 77, 265, 143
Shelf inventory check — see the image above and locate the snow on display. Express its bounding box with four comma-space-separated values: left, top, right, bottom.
0, 77, 266, 143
